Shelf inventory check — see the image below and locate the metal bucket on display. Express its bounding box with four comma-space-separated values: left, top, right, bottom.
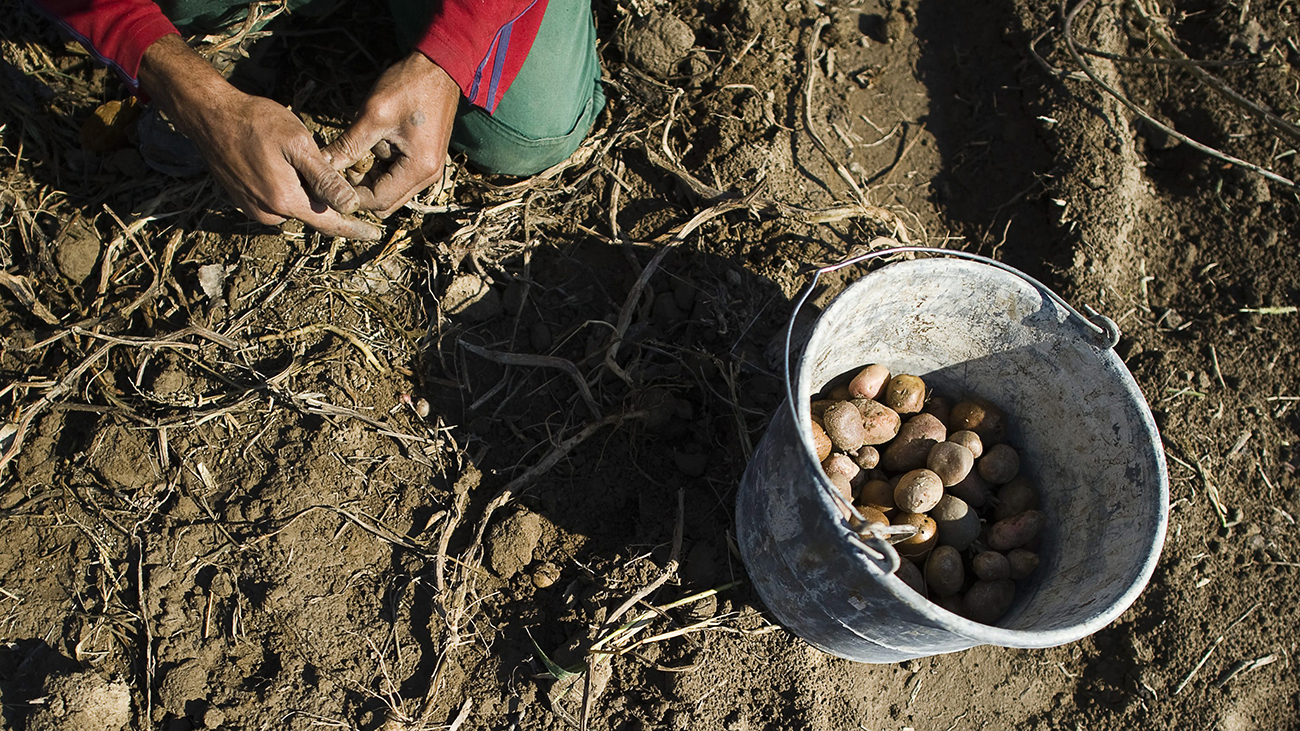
735, 248, 1168, 663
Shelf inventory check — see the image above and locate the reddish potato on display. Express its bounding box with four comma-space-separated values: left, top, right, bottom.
848, 364, 891, 400
882, 437, 934, 473
987, 510, 1045, 551
948, 430, 984, 459
884, 374, 926, 414
854, 399, 902, 444
828, 472, 853, 503
821, 453, 860, 481
899, 413, 947, 442
927, 441, 974, 486
823, 401, 866, 452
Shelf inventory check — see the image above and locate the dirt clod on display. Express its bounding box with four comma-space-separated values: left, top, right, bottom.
55, 217, 101, 283
27, 671, 131, 731
442, 274, 502, 321
486, 510, 543, 579
622, 13, 694, 78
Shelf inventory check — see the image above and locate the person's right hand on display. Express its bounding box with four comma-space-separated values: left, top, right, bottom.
139, 35, 381, 241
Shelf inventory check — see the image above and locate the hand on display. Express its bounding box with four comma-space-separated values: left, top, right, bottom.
139, 35, 382, 240
323, 52, 461, 217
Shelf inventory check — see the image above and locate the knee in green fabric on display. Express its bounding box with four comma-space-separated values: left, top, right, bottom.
452, 82, 605, 177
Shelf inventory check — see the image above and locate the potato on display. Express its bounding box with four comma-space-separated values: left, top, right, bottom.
893, 469, 944, 513
922, 394, 951, 426
977, 443, 1020, 484
857, 479, 896, 513
947, 469, 993, 508
853, 399, 902, 444
894, 556, 926, 596
855, 505, 890, 528
929, 494, 980, 551
935, 593, 965, 615
993, 476, 1039, 522
927, 441, 974, 486
963, 580, 1014, 624
950, 398, 1006, 444
881, 437, 934, 473
853, 445, 880, 470
947, 430, 984, 459
924, 545, 964, 596
1007, 548, 1040, 580
987, 510, 1045, 551
894, 512, 938, 562
810, 420, 833, 461
899, 413, 947, 442
810, 399, 835, 419
828, 472, 853, 503
848, 364, 891, 400
972, 551, 1011, 581
827, 383, 851, 401
821, 453, 860, 481
822, 401, 866, 452
884, 374, 926, 414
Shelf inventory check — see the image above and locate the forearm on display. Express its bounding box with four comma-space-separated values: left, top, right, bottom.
138, 34, 240, 135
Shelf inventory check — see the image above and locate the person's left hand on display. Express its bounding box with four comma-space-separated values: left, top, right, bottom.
323, 52, 461, 217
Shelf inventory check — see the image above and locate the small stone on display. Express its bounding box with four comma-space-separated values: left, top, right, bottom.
532, 561, 561, 589
197, 264, 226, 300
414, 398, 431, 418
442, 274, 502, 322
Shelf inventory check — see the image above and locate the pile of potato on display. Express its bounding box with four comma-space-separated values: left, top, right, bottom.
809, 364, 1043, 625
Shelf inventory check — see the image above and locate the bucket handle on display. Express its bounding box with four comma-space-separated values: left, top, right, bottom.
783, 245, 1121, 574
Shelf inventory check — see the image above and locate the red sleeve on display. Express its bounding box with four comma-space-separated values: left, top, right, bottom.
26, 0, 179, 95
414, 0, 549, 114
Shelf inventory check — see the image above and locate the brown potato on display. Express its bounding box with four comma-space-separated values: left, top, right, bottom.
853, 446, 880, 470
987, 510, 1045, 551
821, 453, 860, 481
922, 394, 952, 426
855, 505, 890, 528
993, 476, 1039, 521
1007, 549, 1040, 580
950, 398, 1006, 444
899, 413, 947, 443
948, 430, 984, 459
927, 441, 974, 486
822, 401, 866, 452
925, 545, 965, 596
810, 420, 833, 461
894, 469, 944, 513
810, 399, 835, 419
894, 512, 938, 562
828, 472, 853, 503
894, 556, 926, 596
930, 494, 980, 551
848, 364, 891, 400
935, 592, 965, 615
947, 469, 993, 508
972, 551, 1011, 581
881, 437, 934, 473
853, 399, 902, 445
857, 479, 896, 513
963, 579, 1014, 624
977, 444, 1020, 484
827, 383, 852, 401
884, 374, 926, 414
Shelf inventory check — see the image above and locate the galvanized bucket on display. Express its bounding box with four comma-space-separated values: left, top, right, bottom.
735, 247, 1169, 663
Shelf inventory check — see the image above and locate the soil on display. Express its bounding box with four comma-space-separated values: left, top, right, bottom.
2, 0, 1299, 730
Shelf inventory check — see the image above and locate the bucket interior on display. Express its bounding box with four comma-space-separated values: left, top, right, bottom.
797, 258, 1168, 644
